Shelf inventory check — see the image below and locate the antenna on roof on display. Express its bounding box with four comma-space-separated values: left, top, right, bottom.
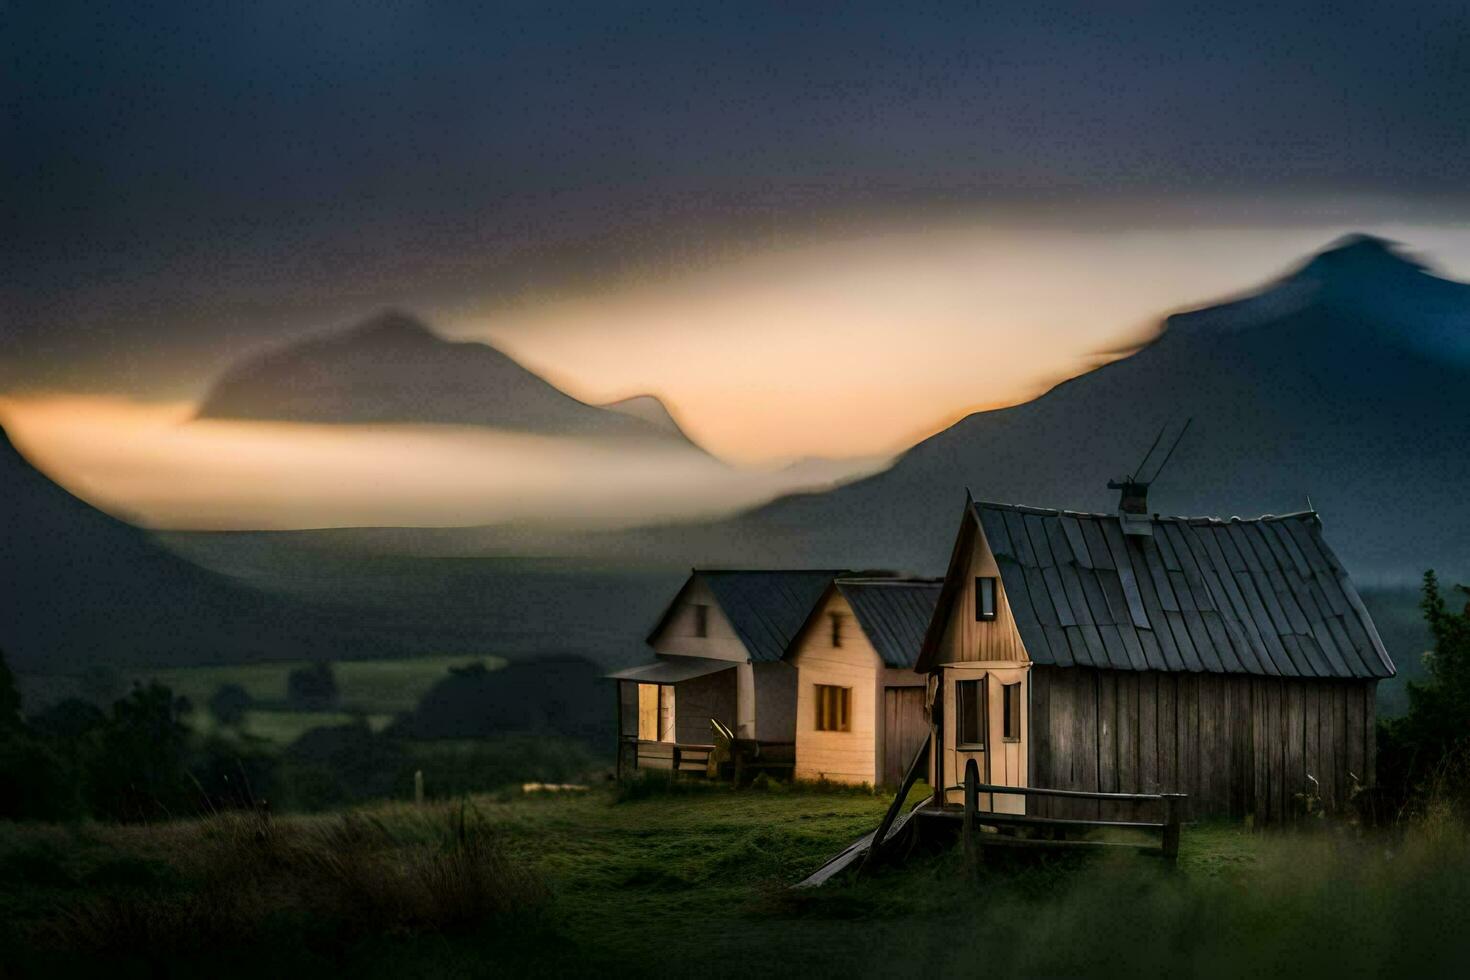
1108, 418, 1192, 537
1127, 425, 1168, 483
1145, 417, 1192, 485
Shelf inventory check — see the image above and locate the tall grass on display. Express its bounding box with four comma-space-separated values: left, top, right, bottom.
17, 800, 545, 959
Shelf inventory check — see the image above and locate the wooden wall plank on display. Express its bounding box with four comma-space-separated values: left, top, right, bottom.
1179, 673, 1200, 804
1250, 678, 1267, 822
1345, 680, 1365, 789
1158, 673, 1178, 795
1285, 683, 1304, 823
1097, 671, 1118, 795
1138, 672, 1159, 794
1303, 683, 1321, 810
1230, 675, 1252, 819
1117, 672, 1138, 794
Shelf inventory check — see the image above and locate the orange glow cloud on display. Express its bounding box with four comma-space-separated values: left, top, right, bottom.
0, 395, 885, 530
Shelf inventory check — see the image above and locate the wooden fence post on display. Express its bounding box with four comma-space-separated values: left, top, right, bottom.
414, 769, 424, 806
963, 759, 979, 875
1161, 793, 1184, 864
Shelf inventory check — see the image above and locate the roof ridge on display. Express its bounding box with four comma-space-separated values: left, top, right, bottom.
972, 498, 1319, 525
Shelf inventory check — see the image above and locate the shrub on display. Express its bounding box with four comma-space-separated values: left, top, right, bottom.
286, 661, 339, 710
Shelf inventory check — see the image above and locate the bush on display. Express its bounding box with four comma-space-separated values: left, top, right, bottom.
286, 661, 339, 710
207, 683, 251, 729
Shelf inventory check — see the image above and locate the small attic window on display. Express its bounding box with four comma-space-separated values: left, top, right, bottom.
829, 612, 844, 648
975, 577, 997, 621
693, 603, 709, 638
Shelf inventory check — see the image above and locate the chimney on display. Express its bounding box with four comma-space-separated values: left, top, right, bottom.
1107, 477, 1154, 537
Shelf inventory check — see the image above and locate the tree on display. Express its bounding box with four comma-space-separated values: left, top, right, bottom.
208, 682, 252, 729
286, 661, 339, 710
85, 683, 194, 821
1379, 571, 1470, 809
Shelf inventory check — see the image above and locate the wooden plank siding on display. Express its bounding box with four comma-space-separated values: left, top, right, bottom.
1029, 666, 1377, 824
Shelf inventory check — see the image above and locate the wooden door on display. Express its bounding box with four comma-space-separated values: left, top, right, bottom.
882, 687, 927, 786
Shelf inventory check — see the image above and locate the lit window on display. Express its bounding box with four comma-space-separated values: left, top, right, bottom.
637, 683, 675, 742
975, 577, 997, 621
957, 677, 986, 747
693, 603, 709, 638
829, 612, 844, 648
814, 684, 851, 732
1003, 682, 1021, 741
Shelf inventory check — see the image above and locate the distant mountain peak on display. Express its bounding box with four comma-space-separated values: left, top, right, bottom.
347, 309, 437, 345
195, 312, 706, 449
1291, 233, 1430, 284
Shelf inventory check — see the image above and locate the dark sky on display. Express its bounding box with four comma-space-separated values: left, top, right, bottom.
7, 1, 1470, 394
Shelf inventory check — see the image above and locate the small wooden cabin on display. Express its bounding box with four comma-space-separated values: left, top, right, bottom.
611, 569, 840, 775
787, 578, 941, 787
916, 491, 1395, 823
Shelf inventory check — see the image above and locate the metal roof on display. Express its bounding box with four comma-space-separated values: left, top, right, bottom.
605, 656, 738, 684
836, 578, 943, 668
646, 569, 845, 663
951, 500, 1395, 679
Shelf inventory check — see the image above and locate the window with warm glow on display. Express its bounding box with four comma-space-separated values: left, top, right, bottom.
814, 684, 851, 732
957, 677, 987, 748
637, 682, 675, 742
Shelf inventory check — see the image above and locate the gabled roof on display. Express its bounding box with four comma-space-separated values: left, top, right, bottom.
919, 495, 1394, 680
835, 578, 943, 668
647, 569, 846, 663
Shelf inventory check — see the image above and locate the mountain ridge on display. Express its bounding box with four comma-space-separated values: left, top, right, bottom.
562, 234, 1470, 580
196, 310, 707, 450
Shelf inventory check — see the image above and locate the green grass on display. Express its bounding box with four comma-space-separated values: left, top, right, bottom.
6, 787, 1470, 977
141, 655, 503, 714
19, 655, 502, 745
231, 709, 396, 744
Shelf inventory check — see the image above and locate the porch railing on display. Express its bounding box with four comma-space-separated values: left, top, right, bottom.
951, 760, 1187, 865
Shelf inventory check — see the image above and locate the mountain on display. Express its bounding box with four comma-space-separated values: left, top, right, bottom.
600, 394, 691, 440
0, 424, 311, 672
591, 235, 1470, 580
196, 311, 705, 449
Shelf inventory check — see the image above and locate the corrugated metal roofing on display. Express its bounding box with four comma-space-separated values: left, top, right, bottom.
701, 570, 845, 663
836, 579, 943, 668
972, 501, 1395, 679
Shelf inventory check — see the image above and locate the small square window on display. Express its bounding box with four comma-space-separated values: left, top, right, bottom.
814, 684, 851, 732
975, 577, 997, 621
1003, 682, 1021, 741
956, 677, 986, 748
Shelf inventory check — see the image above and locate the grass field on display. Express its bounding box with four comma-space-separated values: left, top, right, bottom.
17, 654, 501, 745
4, 784, 1469, 978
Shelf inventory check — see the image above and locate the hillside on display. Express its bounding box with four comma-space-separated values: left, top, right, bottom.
196, 311, 706, 449
591, 235, 1470, 581
0, 424, 310, 671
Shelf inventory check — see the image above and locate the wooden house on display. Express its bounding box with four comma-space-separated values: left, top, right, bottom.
787, 578, 940, 787
916, 489, 1396, 823
610, 569, 841, 776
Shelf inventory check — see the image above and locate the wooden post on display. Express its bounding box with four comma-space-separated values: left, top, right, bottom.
963, 758, 979, 875
414, 769, 424, 806
614, 683, 624, 781
1161, 793, 1184, 864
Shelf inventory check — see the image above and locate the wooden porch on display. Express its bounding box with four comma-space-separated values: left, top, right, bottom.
617, 726, 796, 783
